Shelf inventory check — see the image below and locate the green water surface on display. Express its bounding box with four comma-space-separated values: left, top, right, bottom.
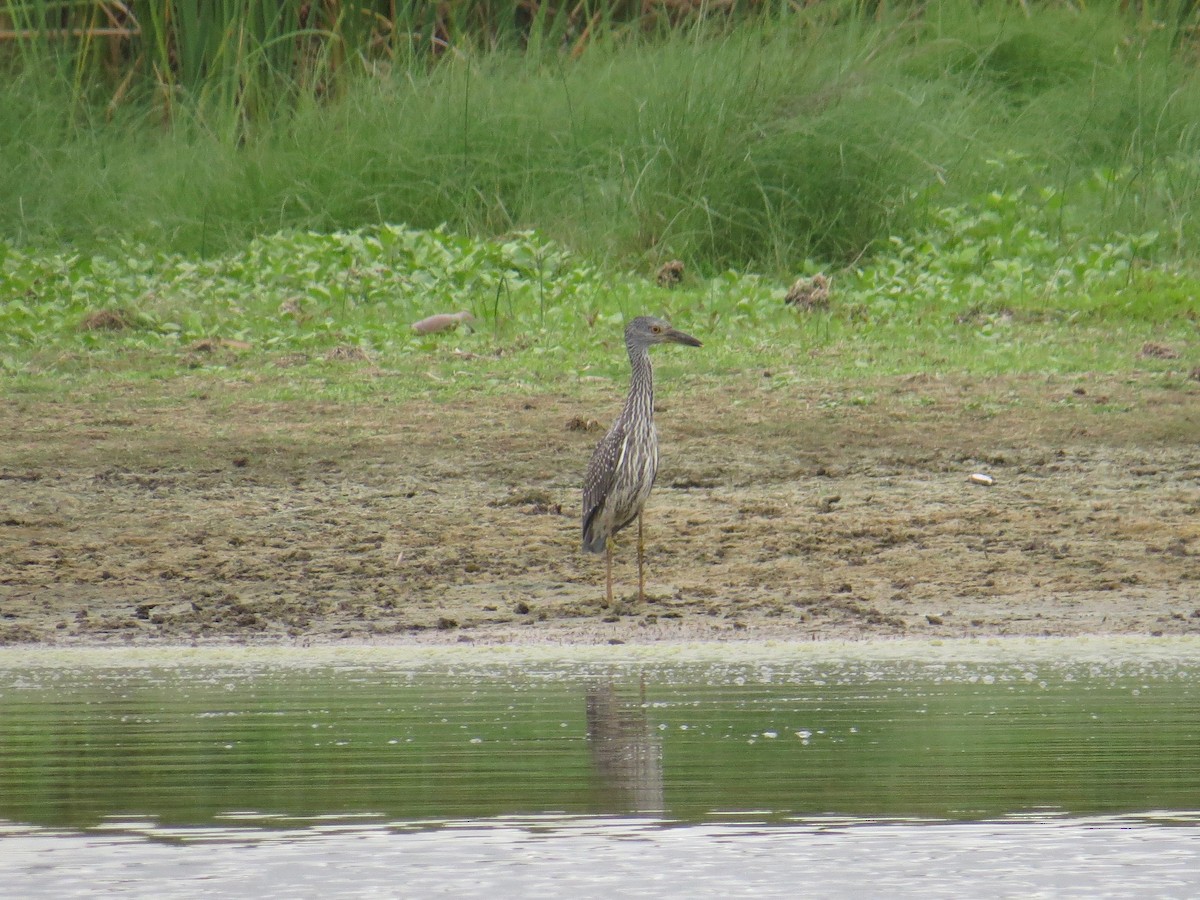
1, 642, 1197, 831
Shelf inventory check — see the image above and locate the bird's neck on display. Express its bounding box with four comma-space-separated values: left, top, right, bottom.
623, 345, 655, 426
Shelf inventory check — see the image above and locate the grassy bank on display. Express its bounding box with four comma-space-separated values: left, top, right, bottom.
4, 2, 1200, 272
2, 3, 1197, 400
2, 192, 1196, 402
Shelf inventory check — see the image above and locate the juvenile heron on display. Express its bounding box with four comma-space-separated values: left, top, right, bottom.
582, 315, 702, 605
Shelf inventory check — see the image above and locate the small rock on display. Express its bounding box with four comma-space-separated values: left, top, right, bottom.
412, 311, 475, 334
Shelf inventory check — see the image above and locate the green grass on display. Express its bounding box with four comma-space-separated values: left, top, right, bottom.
2, 193, 1195, 402
4, 2, 1200, 271
1, 3, 1198, 400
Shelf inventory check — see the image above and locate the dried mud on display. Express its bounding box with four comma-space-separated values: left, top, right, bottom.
1, 372, 1197, 646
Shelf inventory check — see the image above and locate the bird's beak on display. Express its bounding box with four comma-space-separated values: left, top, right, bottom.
665, 327, 702, 348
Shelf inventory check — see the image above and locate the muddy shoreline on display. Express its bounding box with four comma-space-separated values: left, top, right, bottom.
2, 374, 1197, 646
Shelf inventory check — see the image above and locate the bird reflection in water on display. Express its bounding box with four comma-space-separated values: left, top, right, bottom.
585, 679, 664, 815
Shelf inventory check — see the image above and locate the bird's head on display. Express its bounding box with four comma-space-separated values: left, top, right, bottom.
625, 315, 702, 350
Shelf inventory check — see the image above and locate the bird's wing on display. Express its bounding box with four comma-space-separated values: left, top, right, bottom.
581, 419, 627, 551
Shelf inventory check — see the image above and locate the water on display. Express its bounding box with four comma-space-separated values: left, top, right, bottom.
1, 638, 1198, 897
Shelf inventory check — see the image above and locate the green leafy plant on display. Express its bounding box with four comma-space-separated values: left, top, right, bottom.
2, 190, 1195, 392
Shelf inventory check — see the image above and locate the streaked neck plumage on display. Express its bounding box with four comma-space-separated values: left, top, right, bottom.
623, 339, 655, 431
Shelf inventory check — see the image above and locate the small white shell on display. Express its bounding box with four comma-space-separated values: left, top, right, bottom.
968, 473, 995, 486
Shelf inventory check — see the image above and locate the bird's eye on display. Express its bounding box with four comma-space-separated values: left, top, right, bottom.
651, 325, 662, 333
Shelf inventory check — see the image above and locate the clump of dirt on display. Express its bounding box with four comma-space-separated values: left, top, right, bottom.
324, 345, 371, 362
79, 308, 136, 331
566, 416, 601, 432
0, 374, 1197, 646
188, 338, 253, 352
1138, 341, 1180, 360
656, 260, 685, 287
784, 274, 831, 311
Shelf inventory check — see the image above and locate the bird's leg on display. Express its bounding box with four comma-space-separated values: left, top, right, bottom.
637, 511, 645, 604
605, 537, 614, 608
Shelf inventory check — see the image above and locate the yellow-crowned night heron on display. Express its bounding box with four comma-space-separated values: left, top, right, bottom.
582, 315, 702, 605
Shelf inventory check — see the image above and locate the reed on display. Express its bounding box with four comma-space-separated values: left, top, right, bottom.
2, 1, 1199, 272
